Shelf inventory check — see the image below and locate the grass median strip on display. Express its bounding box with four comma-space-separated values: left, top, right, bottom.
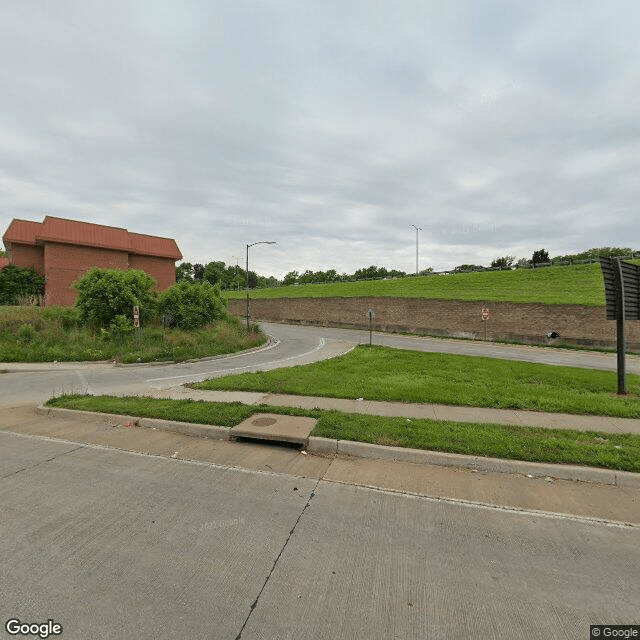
46, 395, 640, 472
192, 345, 640, 418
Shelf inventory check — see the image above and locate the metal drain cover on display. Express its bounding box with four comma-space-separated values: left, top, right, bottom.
251, 417, 278, 427
230, 413, 317, 445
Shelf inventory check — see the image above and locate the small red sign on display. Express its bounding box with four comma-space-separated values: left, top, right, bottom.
481, 307, 490, 321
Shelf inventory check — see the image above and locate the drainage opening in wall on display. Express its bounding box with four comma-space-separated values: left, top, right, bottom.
232, 435, 304, 450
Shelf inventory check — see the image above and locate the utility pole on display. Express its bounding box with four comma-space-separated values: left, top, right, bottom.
411, 224, 422, 275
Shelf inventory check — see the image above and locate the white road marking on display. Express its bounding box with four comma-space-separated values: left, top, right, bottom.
145, 338, 326, 384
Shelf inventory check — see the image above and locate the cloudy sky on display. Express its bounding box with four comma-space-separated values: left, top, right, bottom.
1, 1, 639, 278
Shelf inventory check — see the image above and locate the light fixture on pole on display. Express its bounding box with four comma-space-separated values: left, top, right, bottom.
246, 241, 276, 329
411, 224, 422, 275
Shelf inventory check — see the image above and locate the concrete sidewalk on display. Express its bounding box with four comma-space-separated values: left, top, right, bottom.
147, 387, 640, 435
5, 406, 640, 523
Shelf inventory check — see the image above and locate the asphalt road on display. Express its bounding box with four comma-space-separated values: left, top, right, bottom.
259, 322, 632, 371
1, 431, 638, 640
0, 321, 634, 409
2, 324, 639, 639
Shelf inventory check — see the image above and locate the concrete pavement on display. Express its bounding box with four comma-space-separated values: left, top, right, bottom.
1, 419, 639, 639
1, 406, 638, 525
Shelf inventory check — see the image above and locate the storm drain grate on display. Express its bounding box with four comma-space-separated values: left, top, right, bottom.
229, 413, 317, 447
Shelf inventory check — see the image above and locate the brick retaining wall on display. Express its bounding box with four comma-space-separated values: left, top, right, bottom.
228, 297, 640, 349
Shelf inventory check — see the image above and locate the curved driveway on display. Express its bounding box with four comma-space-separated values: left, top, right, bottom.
0, 321, 634, 408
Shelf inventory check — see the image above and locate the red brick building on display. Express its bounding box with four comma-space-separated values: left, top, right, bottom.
2, 216, 182, 306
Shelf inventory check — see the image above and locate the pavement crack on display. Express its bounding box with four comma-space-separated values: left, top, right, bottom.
1, 445, 84, 479
234, 477, 321, 640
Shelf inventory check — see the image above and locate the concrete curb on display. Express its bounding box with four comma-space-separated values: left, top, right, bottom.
137, 418, 229, 440
35, 405, 141, 425
38, 406, 229, 441
37, 406, 639, 488
307, 437, 640, 489
116, 335, 278, 368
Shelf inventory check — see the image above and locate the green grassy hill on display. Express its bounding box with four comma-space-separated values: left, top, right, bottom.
225, 263, 613, 306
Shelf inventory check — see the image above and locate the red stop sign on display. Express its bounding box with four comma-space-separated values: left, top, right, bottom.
481, 307, 490, 321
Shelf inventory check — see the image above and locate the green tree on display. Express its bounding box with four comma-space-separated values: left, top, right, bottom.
551, 247, 638, 264
246, 270, 258, 289
298, 270, 316, 284
453, 264, 485, 272
490, 256, 515, 268
159, 281, 228, 330
192, 263, 204, 282
73, 268, 158, 329
203, 261, 226, 285
0, 265, 46, 305
353, 265, 388, 280
176, 262, 194, 282
531, 249, 549, 264
225, 264, 244, 290
282, 271, 299, 286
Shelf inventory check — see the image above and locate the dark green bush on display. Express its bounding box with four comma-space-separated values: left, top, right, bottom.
159, 281, 228, 330
72, 268, 158, 329
0, 265, 45, 305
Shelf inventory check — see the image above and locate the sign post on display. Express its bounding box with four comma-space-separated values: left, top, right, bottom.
599, 257, 640, 394
133, 306, 141, 349
367, 309, 375, 346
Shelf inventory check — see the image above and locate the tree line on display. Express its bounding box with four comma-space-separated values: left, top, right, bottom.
2, 246, 637, 305
176, 261, 437, 288
470, 247, 639, 273
177, 247, 638, 289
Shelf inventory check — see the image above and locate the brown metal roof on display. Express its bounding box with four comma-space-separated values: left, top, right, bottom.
39, 216, 134, 252
130, 232, 182, 260
2, 216, 182, 260
3, 219, 42, 246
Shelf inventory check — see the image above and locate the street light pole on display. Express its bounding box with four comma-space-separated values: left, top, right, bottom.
246, 241, 276, 329
411, 224, 422, 275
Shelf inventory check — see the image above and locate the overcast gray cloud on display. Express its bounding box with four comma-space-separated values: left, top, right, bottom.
1, 0, 639, 277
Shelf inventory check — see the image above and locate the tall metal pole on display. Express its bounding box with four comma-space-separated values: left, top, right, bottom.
411, 225, 422, 275
245, 244, 250, 329
614, 257, 627, 394
245, 241, 276, 329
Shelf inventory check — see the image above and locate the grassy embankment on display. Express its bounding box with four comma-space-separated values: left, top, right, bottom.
0, 306, 265, 363
224, 262, 615, 305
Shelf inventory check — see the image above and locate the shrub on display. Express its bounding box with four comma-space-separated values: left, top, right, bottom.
109, 314, 135, 339
17, 323, 36, 342
0, 265, 45, 305
159, 281, 228, 330
72, 268, 158, 329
